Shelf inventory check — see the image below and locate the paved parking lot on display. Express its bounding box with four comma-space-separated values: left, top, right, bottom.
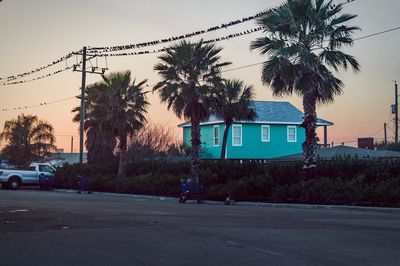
1, 189, 399, 266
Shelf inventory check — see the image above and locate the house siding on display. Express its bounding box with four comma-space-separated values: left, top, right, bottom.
183, 123, 305, 159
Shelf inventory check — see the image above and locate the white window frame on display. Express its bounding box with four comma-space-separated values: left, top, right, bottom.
261, 125, 270, 142
232, 124, 242, 147
213, 125, 219, 147
287, 126, 297, 142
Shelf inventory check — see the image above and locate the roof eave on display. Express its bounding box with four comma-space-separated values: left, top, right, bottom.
179, 120, 334, 128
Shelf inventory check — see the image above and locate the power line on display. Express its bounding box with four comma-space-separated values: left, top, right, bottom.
354, 26, 400, 41
1, 96, 76, 112
88, 12, 268, 53
216, 26, 400, 74
0, 82, 156, 112
0, 66, 73, 86
0, 1, 360, 82
222, 62, 263, 73
0, 11, 267, 82
0, 26, 264, 86
93, 27, 265, 57
369, 127, 384, 138
334, 121, 386, 127
2, 23, 399, 110
88, 0, 356, 53
0, 25, 263, 84
0, 51, 79, 82
1, 56, 88, 86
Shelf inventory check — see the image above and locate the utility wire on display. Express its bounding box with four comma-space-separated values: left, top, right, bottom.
222, 62, 263, 73
0, 1, 358, 81
1, 58, 85, 86
0, 66, 73, 86
0, 51, 79, 82
94, 27, 265, 57
2, 22, 399, 111
1, 96, 76, 112
88, 12, 268, 53
0, 26, 264, 86
354, 26, 400, 41
89, 0, 356, 53
0, 11, 266, 81
369, 127, 384, 138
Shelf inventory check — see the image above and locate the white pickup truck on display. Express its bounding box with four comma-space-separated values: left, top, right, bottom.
0, 163, 56, 190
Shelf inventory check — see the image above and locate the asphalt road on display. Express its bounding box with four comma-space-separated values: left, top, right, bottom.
0, 189, 399, 266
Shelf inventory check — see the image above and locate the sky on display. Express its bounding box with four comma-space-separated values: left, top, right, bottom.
0, 0, 400, 152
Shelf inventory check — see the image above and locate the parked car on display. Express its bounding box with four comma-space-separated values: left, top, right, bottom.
0, 163, 56, 190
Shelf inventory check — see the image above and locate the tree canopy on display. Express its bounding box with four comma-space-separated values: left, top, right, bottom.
0, 114, 56, 166
213, 79, 257, 159
250, 0, 360, 169
154, 40, 231, 187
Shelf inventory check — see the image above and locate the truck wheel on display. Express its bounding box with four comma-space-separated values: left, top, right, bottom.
7, 177, 21, 190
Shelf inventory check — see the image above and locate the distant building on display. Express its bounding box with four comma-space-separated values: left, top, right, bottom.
179, 101, 333, 159
358, 138, 374, 149
275, 145, 400, 160
43, 153, 87, 167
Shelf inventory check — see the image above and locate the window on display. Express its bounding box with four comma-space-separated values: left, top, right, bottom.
261, 125, 270, 142
287, 126, 297, 142
213, 125, 219, 146
39, 165, 54, 173
232, 124, 242, 146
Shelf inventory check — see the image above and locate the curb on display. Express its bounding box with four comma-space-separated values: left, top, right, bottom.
54, 189, 177, 202
53, 189, 400, 213
233, 202, 400, 213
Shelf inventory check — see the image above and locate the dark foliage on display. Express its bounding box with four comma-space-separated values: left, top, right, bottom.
54, 159, 400, 207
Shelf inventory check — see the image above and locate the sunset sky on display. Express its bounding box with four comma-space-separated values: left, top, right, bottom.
1, 0, 399, 152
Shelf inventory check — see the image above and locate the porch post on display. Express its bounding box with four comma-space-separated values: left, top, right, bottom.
324, 126, 328, 147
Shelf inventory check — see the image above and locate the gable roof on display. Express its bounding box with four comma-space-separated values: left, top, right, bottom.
178, 101, 333, 127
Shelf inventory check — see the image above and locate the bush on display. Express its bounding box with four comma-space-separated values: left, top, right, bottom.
54, 159, 400, 207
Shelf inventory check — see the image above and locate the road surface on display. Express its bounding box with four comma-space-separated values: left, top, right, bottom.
0, 189, 399, 266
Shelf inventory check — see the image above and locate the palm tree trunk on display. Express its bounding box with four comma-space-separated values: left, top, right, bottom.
118, 132, 127, 178
190, 116, 201, 193
220, 121, 232, 160
301, 91, 318, 172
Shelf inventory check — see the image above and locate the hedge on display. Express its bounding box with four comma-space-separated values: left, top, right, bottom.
53, 159, 400, 207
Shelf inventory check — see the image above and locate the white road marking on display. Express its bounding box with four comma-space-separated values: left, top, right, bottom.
8, 209, 29, 213
226, 240, 282, 256
248, 246, 282, 256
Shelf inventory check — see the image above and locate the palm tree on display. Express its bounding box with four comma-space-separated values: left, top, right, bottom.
0, 114, 56, 166
72, 72, 149, 177
154, 40, 231, 189
213, 79, 257, 160
72, 83, 116, 164
250, 0, 360, 170
102, 71, 149, 178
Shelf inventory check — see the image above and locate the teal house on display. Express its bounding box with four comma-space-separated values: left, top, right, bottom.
178, 101, 333, 159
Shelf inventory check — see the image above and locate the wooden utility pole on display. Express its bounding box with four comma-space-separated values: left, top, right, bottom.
72, 47, 108, 163
395, 81, 399, 143
79, 46, 87, 163
71, 136, 74, 153
384, 122, 387, 145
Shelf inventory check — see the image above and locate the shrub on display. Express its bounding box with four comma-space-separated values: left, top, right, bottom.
53, 159, 400, 207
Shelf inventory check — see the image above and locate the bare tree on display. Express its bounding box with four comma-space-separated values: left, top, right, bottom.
127, 122, 178, 161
